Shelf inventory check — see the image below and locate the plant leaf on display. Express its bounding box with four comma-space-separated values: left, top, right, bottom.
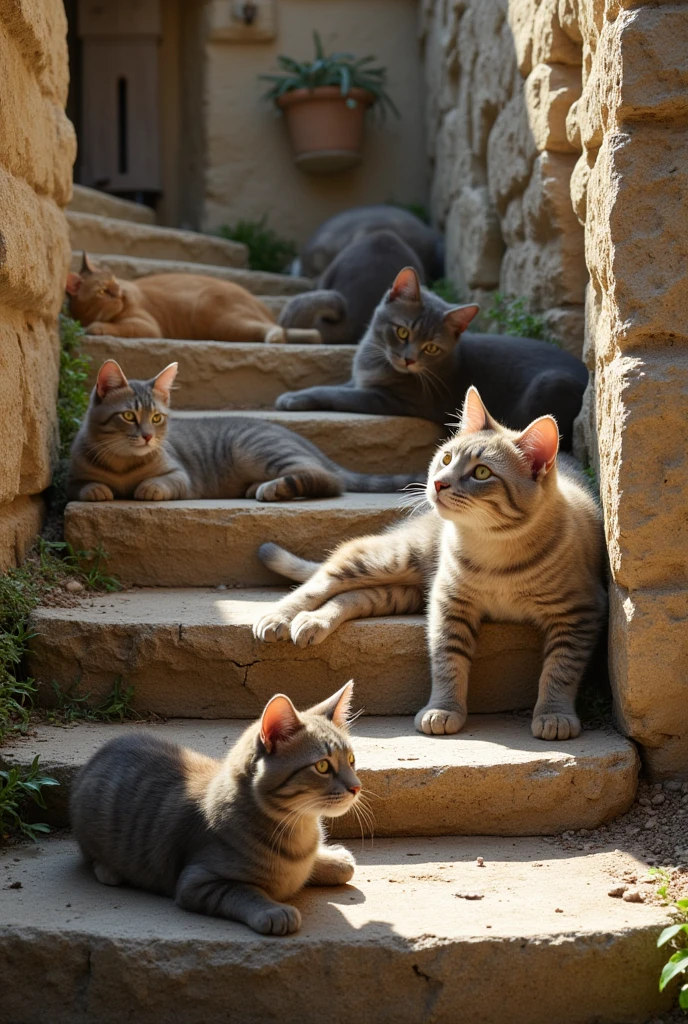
679, 984, 688, 1010
658, 924, 688, 947
659, 949, 688, 991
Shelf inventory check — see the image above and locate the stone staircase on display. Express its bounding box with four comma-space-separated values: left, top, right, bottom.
0, 187, 671, 1023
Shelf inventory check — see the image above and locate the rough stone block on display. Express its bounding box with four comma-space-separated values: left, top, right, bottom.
487, 92, 538, 214
0, 315, 25, 503
523, 151, 581, 242
501, 197, 525, 247
596, 351, 688, 591
569, 148, 596, 224
525, 63, 582, 153
533, 0, 583, 65
610, 582, 688, 779
69, 186, 156, 224
448, 187, 504, 290
507, 0, 539, 77
17, 315, 60, 495
0, 494, 43, 571
558, 0, 583, 43
0, 0, 70, 104
542, 305, 585, 357
500, 238, 585, 309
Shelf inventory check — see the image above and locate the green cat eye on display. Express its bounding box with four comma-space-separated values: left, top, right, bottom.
473, 465, 492, 480
423, 343, 440, 355
151, 412, 163, 424
121, 411, 136, 422
396, 326, 410, 340
441, 452, 452, 466
314, 759, 330, 774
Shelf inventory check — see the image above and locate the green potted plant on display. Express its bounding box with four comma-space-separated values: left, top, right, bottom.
260, 32, 399, 173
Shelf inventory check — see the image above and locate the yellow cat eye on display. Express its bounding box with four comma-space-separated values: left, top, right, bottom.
151, 413, 163, 424
442, 452, 452, 466
348, 752, 355, 766
473, 465, 492, 480
121, 411, 136, 422
315, 759, 330, 774
396, 326, 410, 340
423, 343, 440, 355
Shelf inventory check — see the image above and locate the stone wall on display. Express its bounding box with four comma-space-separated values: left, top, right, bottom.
421, 0, 588, 355
0, 1, 75, 569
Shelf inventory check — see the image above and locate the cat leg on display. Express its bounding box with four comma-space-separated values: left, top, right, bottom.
134, 469, 191, 501
531, 600, 604, 741
415, 575, 482, 736
78, 482, 114, 501
290, 584, 423, 647
253, 466, 342, 502
93, 861, 123, 886
176, 864, 301, 935
83, 317, 162, 338
275, 385, 404, 414
308, 845, 356, 886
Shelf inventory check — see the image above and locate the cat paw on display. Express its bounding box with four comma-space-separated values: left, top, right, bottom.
310, 846, 356, 886
254, 480, 289, 502
83, 322, 110, 336
94, 861, 123, 886
134, 481, 174, 501
414, 706, 466, 736
253, 612, 292, 643
274, 391, 319, 412
79, 482, 114, 502
531, 711, 581, 741
248, 903, 301, 936
290, 611, 334, 647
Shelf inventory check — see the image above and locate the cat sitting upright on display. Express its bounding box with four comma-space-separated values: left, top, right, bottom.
276, 267, 588, 451
67, 359, 421, 502
65, 253, 324, 344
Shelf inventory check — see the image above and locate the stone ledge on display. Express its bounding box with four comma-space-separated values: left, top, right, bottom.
69, 186, 156, 225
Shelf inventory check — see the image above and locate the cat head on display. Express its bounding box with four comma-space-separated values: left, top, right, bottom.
369, 267, 479, 375
66, 253, 124, 325
82, 360, 179, 461
253, 681, 361, 820
426, 386, 560, 531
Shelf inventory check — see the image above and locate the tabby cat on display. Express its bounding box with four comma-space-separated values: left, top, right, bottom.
67, 360, 421, 502
70, 683, 360, 935
254, 387, 606, 741
66, 252, 323, 344
276, 267, 588, 451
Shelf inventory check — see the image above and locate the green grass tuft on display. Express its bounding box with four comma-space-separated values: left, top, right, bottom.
217, 217, 297, 274
47, 677, 138, 726
0, 755, 59, 842
429, 278, 465, 304
488, 293, 558, 345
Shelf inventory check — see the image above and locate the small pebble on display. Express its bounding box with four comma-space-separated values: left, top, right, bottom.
682, 794, 688, 806
476, 857, 485, 867
215, 584, 227, 592
554, 908, 564, 914
8, 881, 22, 890
638, 797, 651, 807
682, 782, 688, 795
583, 843, 593, 852
665, 780, 682, 792
651, 793, 665, 806
644, 819, 657, 830
622, 889, 645, 903
578, 829, 590, 837
653, 783, 664, 792
608, 885, 627, 898
64, 580, 84, 593
455, 892, 484, 900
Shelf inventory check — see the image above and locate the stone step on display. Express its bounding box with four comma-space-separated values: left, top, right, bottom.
27, 588, 543, 718
67, 212, 248, 269
169, 411, 442, 474
79, 337, 354, 409
69, 185, 157, 225
0, 834, 667, 1024
69, 251, 312, 294
0, 718, 638, 837
65, 494, 406, 588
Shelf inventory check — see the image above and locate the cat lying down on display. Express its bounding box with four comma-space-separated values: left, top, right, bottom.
65, 252, 340, 345
67, 359, 422, 502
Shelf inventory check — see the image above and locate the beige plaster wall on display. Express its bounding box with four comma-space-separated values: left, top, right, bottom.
194, 0, 428, 245
0, 0, 75, 569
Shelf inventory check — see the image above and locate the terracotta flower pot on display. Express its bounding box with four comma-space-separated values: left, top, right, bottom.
277, 86, 375, 173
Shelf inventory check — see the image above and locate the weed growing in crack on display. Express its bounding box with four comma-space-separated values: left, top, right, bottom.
0, 755, 59, 842
658, 898, 688, 1012
47, 677, 138, 726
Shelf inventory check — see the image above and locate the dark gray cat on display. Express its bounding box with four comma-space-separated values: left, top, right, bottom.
275, 267, 588, 451
280, 230, 425, 345
70, 683, 361, 935
67, 360, 421, 502
300, 204, 444, 280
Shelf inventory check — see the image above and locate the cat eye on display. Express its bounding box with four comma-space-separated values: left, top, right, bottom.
121, 411, 137, 423
348, 752, 355, 766
151, 413, 163, 424
441, 452, 452, 466
396, 326, 410, 340
423, 343, 440, 355
473, 465, 492, 480
314, 759, 330, 774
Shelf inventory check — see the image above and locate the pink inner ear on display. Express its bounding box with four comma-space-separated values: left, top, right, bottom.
445, 304, 479, 336
389, 267, 421, 302
260, 695, 302, 752
330, 680, 354, 727
515, 417, 560, 478
460, 387, 488, 434
96, 360, 128, 398
65, 273, 82, 296
152, 362, 178, 403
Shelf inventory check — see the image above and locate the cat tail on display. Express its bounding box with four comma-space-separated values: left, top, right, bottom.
279, 290, 352, 344
258, 542, 321, 582
338, 469, 425, 494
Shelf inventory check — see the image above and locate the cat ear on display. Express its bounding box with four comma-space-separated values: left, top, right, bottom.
96, 360, 128, 399
308, 680, 355, 729
80, 251, 97, 276
444, 304, 479, 337
65, 272, 82, 296
459, 386, 490, 434
389, 267, 421, 303
151, 362, 178, 404
514, 416, 560, 480
260, 694, 303, 753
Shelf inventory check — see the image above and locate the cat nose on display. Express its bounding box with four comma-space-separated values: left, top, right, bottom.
434, 480, 450, 493
404, 357, 416, 366
348, 784, 361, 796
142, 433, 153, 443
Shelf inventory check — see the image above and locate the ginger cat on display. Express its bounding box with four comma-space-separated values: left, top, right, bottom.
65, 253, 322, 344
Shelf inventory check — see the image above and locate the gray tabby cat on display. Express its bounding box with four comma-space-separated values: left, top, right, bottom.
70, 683, 360, 935
67, 360, 420, 502
255, 387, 606, 741
276, 267, 588, 452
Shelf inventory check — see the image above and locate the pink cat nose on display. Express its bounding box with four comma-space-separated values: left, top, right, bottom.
404, 357, 416, 366
349, 784, 361, 796
142, 433, 153, 443
434, 480, 450, 493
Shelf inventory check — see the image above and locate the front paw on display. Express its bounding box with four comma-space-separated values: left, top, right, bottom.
275, 391, 319, 412
248, 902, 301, 936
253, 611, 292, 643
134, 480, 174, 501
83, 322, 110, 336
311, 846, 356, 886
414, 706, 466, 736
290, 611, 334, 647
79, 482, 114, 502
531, 710, 581, 741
